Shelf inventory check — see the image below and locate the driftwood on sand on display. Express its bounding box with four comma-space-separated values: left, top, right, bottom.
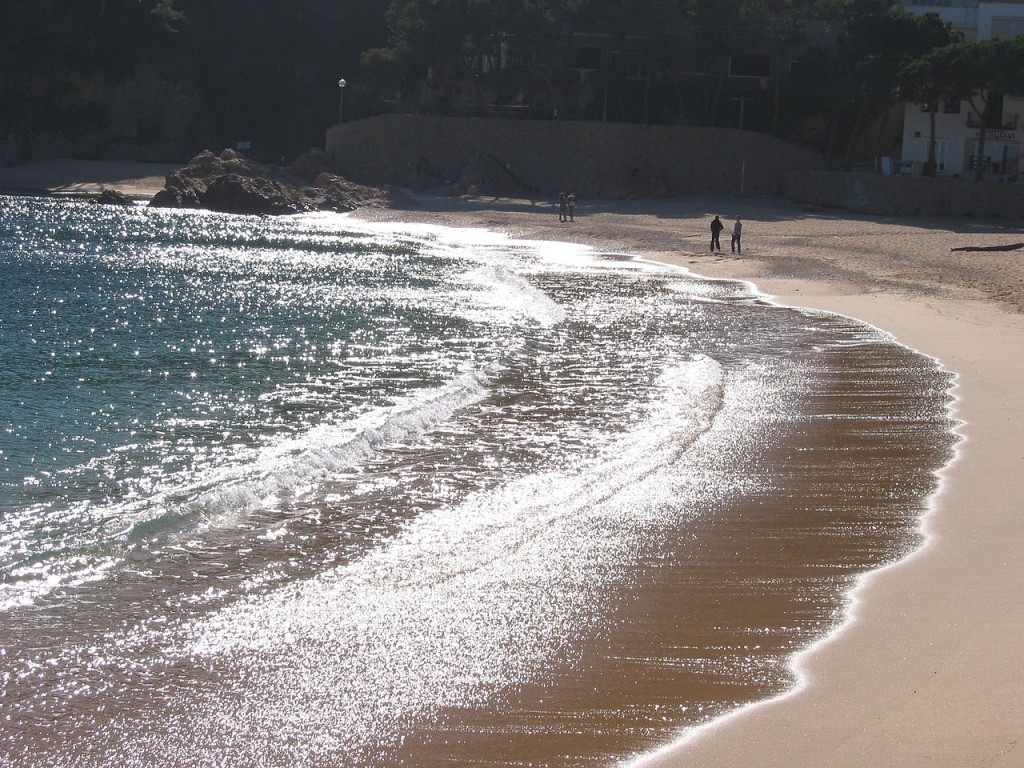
951, 242, 1024, 252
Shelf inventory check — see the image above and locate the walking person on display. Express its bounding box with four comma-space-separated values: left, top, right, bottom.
731, 216, 742, 255
558, 193, 568, 222
567, 192, 576, 222
710, 215, 724, 252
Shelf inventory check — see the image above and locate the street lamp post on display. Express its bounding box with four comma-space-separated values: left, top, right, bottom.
338, 78, 347, 124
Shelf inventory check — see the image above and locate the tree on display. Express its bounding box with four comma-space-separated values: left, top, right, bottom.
684, 0, 748, 126
741, 0, 817, 134
932, 38, 1024, 180
0, 0, 190, 161
790, 0, 957, 168
172, 0, 389, 158
897, 34, 964, 176
364, 0, 596, 118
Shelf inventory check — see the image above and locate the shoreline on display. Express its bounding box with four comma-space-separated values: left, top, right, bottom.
3, 160, 1022, 765
352, 197, 1024, 767
630, 287, 1024, 768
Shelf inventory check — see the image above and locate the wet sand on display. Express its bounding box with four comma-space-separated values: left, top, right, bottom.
2, 160, 1022, 766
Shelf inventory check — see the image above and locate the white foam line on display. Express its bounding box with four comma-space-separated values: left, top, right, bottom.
622, 261, 963, 767
461, 264, 567, 327
316, 222, 962, 765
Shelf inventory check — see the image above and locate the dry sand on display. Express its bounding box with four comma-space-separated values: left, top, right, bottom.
3, 160, 1022, 766
0, 158, 178, 199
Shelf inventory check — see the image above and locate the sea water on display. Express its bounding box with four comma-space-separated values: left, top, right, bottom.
0, 196, 955, 767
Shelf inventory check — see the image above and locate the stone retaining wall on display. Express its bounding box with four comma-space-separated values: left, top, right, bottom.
783, 170, 1024, 219
326, 115, 826, 199
326, 116, 1023, 218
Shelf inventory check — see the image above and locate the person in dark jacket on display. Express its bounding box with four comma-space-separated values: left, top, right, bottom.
710, 215, 724, 252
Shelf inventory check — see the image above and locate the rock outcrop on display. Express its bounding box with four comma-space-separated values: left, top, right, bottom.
447, 151, 531, 197
93, 189, 137, 206
150, 148, 413, 216
201, 174, 309, 215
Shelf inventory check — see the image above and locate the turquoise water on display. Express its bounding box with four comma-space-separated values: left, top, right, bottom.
0, 196, 955, 767
1, 199, 573, 607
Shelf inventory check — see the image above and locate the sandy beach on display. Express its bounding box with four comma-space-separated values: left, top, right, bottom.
0, 158, 179, 200
359, 195, 1024, 767
3, 160, 1022, 766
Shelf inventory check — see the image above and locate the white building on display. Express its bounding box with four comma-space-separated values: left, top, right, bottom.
899, 0, 1024, 179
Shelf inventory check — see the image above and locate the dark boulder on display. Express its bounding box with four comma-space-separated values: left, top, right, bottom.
204, 174, 313, 216
397, 156, 445, 191
311, 172, 416, 211
311, 173, 363, 212
149, 148, 407, 216
448, 152, 530, 197
93, 189, 136, 206
149, 178, 203, 208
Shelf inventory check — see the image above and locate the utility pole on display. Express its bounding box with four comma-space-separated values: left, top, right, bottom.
731, 95, 754, 195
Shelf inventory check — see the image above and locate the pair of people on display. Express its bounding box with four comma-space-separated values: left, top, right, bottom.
710, 215, 742, 255
558, 192, 576, 222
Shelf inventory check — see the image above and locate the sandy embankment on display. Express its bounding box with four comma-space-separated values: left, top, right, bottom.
3, 160, 1022, 766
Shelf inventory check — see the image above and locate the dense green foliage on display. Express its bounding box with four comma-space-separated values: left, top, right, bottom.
0, 0, 387, 162
1, 0, 1015, 166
